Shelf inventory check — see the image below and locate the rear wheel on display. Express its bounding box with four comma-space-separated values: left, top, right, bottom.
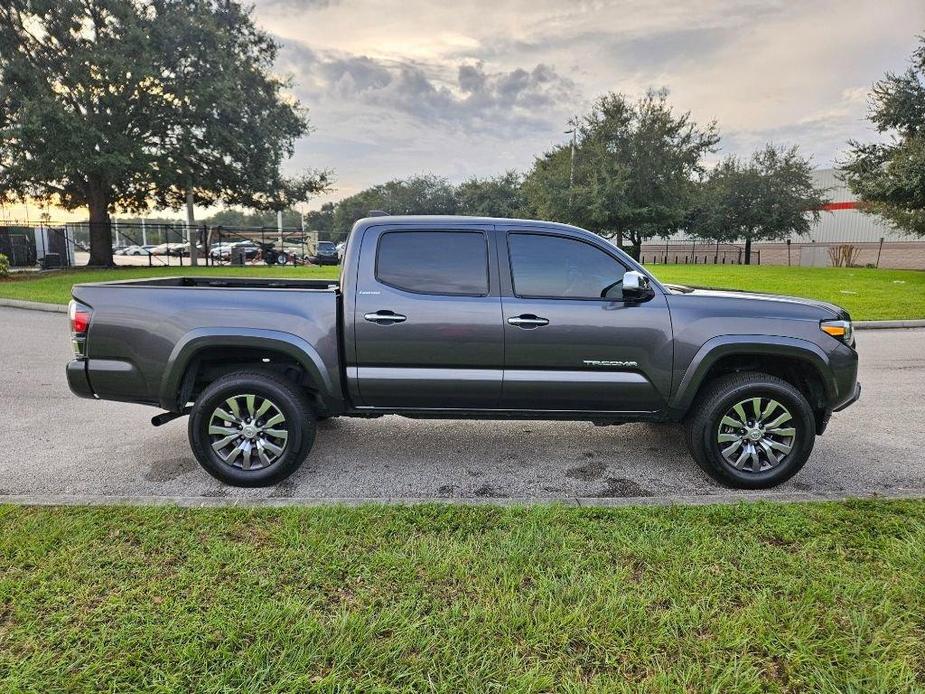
188, 371, 315, 487
684, 372, 815, 489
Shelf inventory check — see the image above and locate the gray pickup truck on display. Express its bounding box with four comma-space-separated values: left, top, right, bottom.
67, 216, 860, 489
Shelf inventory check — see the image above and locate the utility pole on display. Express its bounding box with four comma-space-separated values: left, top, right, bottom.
141, 216, 147, 246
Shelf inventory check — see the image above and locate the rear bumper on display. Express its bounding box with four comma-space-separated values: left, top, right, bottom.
66, 359, 95, 399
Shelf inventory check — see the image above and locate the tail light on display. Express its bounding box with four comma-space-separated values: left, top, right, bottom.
69, 300, 92, 358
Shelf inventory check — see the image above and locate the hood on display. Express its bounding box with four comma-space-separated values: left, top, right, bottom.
664, 284, 849, 319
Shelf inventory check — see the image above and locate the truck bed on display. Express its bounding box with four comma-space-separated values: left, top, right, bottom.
70, 276, 344, 411
84, 275, 340, 291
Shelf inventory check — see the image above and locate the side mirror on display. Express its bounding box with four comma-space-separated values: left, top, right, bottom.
622, 270, 654, 303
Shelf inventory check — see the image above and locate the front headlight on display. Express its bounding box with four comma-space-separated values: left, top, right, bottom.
821, 319, 854, 346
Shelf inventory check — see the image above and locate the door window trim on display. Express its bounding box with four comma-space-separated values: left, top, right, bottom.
374, 229, 491, 297
505, 231, 630, 301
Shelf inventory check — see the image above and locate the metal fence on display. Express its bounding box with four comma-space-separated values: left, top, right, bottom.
0, 221, 349, 268
639, 241, 757, 266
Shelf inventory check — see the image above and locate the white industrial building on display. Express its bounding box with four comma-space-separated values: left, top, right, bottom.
641, 169, 923, 269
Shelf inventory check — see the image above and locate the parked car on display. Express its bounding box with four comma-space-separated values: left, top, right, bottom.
312, 240, 339, 265
67, 216, 859, 489
122, 245, 152, 256
150, 242, 186, 256
229, 241, 260, 261
209, 241, 234, 260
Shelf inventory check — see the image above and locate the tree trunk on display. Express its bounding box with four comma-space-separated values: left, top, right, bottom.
87, 179, 114, 267
186, 184, 198, 266
627, 233, 642, 262
744, 237, 752, 265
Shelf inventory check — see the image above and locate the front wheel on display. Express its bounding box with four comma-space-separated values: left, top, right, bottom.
188, 371, 316, 486
276, 252, 289, 265
684, 372, 815, 489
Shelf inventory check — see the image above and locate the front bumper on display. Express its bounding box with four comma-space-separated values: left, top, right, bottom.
834, 382, 861, 412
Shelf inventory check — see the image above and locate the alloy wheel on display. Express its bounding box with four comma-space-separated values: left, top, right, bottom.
208, 394, 288, 470
716, 396, 796, 473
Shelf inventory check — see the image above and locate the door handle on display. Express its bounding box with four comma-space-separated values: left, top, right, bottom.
364, 310, 407, 324
507, 314, 549, 328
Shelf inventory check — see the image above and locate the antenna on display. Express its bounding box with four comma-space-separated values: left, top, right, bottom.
367, 210, 390, 217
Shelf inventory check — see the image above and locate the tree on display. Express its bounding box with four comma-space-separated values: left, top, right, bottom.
840, 36, 925, 237
304, 202, 335, 233
521, 145, 591, 225
0, 0, 326, 266
455, 171, 525, 218
332, 174, 458, 233
201, 208, 303, 229
522, 90, 719, 260
690, 145, 827, 264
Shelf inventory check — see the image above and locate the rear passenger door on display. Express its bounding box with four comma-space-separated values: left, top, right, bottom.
351, 225, 504, 408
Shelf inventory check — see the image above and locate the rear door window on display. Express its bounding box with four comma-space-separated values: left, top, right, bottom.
376, 231, 489, 296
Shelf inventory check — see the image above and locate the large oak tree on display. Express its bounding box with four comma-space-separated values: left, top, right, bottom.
523, 90, 719, 260
0, 0, 326, 265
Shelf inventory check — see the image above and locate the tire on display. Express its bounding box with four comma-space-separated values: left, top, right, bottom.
684, 371, 815, 489
188, 371, 316, 487
276, 253, 289, 265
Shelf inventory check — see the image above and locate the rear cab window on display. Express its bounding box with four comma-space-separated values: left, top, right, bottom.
376, 231, 489, 296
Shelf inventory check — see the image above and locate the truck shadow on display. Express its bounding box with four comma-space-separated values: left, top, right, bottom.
275, 417, 713, 499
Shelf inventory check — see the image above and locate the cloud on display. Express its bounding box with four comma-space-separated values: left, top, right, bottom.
251, 0, 925, 208
258, 0, 339, 10
279, 43, 578, 135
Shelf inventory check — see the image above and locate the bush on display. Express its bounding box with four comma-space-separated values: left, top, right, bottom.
828, 244, 861, 267
0, 253, 9, 278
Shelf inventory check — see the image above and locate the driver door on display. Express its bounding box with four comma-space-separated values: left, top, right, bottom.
499, 229, 673, 412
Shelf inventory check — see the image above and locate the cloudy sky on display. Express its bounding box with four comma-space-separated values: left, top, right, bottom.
249, 0, 923, 208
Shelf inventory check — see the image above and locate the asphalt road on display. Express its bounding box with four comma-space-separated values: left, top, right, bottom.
3, 305, 924, 503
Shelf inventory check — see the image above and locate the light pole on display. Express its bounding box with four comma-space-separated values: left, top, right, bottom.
565, 118, 578, 217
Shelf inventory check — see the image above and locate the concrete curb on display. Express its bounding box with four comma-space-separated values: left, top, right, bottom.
854, 319, 925, 329
0, 298, 67, 313
2, 297, 925, 329
2, 488, 925, 509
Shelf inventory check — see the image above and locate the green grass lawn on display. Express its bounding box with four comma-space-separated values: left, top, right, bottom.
1, 262, 923, 320
648, 265, 925, 322
1, 501, 923, 691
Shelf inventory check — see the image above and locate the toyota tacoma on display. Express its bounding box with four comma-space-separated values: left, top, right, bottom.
66, 216, 860, 488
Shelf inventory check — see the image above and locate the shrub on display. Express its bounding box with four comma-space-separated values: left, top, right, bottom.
0, 253, 9, 278
828, 244, 861, 268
